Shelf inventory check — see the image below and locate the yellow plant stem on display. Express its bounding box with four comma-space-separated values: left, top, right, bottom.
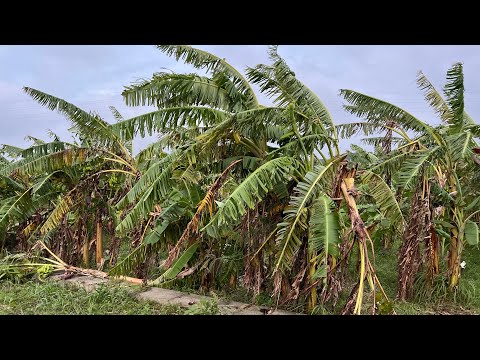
447, 175, 462, 290
250, 229, 277, 261
340, 168, 388, 314
449, 227, 460, 289
101, 149, 137, 173
96, 220, 103, 267
83, 240, 89, 267
354, 243, 365, 315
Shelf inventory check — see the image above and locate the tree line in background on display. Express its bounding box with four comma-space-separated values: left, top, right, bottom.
1, 45, 479, 314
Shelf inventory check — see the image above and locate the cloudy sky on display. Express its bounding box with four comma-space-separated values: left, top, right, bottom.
1, 45, 480, 154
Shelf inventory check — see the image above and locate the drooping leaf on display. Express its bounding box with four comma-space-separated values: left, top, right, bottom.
395, 147, 440, 191
416, 70, 453, 124
465, 221, 479, 246
157, 45, 258, 108
309, 194, 340, 257
143, 220, 170, 245
275, 161, 336, 273
443, 63, 464, 130
340, 89, 443, 145
203, 157, 293, 237
151, 242, 199, 284
361, 171, 405, 232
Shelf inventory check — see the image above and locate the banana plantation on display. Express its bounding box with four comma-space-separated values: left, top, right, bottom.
1, 45, 480, 315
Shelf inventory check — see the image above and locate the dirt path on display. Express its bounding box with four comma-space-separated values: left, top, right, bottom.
50, 274, 299, 315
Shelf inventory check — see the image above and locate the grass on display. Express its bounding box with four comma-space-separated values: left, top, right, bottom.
1, 241, 479, 315
0, 280, 186, 315
459, 246, 480, 309
148, 241, 480, 315
373, 242, 480, 315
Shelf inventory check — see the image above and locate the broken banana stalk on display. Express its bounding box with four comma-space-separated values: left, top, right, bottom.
33, 240, 143, 285
339, 167, 392, 315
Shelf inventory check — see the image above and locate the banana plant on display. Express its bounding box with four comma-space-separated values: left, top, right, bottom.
111, 45, 385, 313
1, 91, 139, 268
340, 62, 480, 295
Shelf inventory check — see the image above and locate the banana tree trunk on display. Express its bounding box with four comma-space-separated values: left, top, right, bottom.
397, 178, 429, 301
307, 250, 317, 311
96, 221, 103, 267
83, 240, 89, 267
339, 166, 381, 314
425, 224, 440, 285
447, 176, 463, 290
448, 227, 461, 289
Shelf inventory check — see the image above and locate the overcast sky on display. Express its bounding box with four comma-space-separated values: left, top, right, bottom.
1, 45, 480, 154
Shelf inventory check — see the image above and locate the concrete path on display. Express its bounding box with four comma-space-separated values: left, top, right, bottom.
50, 274, 298, 315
